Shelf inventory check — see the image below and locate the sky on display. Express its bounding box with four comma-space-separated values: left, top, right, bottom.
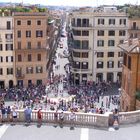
0, 0, 140, 7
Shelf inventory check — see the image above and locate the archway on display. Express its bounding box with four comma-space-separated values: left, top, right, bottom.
107, 73, 114, 82
96, 73, 103, 82
9, 80, 13, 88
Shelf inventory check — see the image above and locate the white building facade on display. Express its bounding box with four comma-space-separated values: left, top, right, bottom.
70, 7, 128, 84
0, 15, 15, 88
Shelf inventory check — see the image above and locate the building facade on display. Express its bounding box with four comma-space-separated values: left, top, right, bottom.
118, 39, 140, 111
128, 18, 140, 39
0, 15, 15, 89
70, 7, 128, 85
13, 12, 48, 87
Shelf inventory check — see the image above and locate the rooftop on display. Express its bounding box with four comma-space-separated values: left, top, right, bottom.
118, 38, 140, 53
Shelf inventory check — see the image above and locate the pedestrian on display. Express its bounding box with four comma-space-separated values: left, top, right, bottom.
12, 107, 17, 124
1, 106, 6, 122
37, 108, 42, 125
69, 110, 76, 129
54, 109, 58, 126
7, 106, 11, 122
59, 111, 64, 127
24, 106, 32, 124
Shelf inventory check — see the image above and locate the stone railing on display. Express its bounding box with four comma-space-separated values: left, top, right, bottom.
1, 110, 140, 127
12, 110, 109, 128
119, 110, 140, 125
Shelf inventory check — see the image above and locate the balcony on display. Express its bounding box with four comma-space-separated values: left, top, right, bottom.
72, 24, 93, 29
71, 67, 91, 73
131, 26, 140, 30
15, 47, 47, 52
71, 47, 91, 52
16, 74, 25, 79
6, 38, 13, 42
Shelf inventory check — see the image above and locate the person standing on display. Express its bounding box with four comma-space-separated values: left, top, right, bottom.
37, 109, 42, 125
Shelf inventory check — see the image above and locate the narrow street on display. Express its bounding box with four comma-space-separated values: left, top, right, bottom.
47, 22, 70, 100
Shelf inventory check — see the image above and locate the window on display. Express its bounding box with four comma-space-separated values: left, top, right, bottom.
16, 67, 22, 76
37, 42, 41, 49
97, 52, 104, 57
118, 61, 123, 68
77, 18, 81, 27
37, 20, 41, 25
17, 20, 21, 25
36, 66, 43, 73
108, 30, 115, 36
0, 56, 3, 62
97, 40, 104, 47
36, 30, 43, 37
97, 61, 103, 68
37, 54, 41, 61
7, 21, 11, 30
118, 51, 123, 57
98, 19, 104, 25
17, 30, 21, 38
119, 30, 126, 36
109, 19, 115, 25
18, 55, 22, 62
6, 56, 13, 62
17, 42, 21, 50
27, 20, 31, 25
0, 68, 3, 75
26, 31, 31, 37
7, 68, 13, 75
82, 52, 88, 58
28, 54, 32, 61
73, 30, 81, 36
128, 56, 131, 70
5, 34, 13, 39
82, 19, 89, 27
0, 44, 3, 51
74, 61, 80, 69
26, 67, 33, 74
97, 30, 104, 36
108, 52, 114, 57
108, 40, 115, 46
81, 62, 88, 69
82, 40, 88, 49
82, 31, 89, 36
6, 44, 13, 51
73, 52, 80, 57
74, 40, 80, 49
107, 61, 114, 68
27, 42, 31, 49
72, 18, 75, 26
120, 19, 126, 25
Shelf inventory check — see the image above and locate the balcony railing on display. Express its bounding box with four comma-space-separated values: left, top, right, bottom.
71, 68, 91, 73
15, 47, 47, 52
6, 38, 13, 42
16, 74, 25, 79
131, 26, 139, 30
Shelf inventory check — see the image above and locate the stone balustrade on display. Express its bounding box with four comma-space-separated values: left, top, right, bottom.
119, 110, 140, 125
11, 110, 109, 128
1, 110, 140, 127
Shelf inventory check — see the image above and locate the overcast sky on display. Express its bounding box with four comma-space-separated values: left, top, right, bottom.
0, 0, 139, 6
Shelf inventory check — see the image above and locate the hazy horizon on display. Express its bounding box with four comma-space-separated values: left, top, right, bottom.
0, 0, 139, 7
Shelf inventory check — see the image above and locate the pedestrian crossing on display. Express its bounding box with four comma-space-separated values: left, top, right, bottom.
0, 124, 9, 139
